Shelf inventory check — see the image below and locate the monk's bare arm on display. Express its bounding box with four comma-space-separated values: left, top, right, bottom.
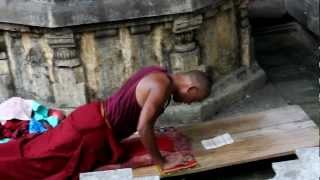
136, 75, 171, 167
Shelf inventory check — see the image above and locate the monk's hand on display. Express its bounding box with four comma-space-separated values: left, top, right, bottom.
161, 153, 184, 170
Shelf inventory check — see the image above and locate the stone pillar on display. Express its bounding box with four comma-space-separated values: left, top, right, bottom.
129, 25, 157, 68
91, 28, 120, 98
170, 15, 205, 72
0, 51, 13, 102
47, 31, 87, 107
237, 0, 253, 67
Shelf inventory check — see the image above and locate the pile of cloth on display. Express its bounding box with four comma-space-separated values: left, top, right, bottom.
0, 97, 65, 143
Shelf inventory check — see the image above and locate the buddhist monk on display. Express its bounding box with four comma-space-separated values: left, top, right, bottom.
0, 66, 212, 179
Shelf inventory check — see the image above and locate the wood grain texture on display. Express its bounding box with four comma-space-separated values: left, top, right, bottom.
133, 105, 319, 177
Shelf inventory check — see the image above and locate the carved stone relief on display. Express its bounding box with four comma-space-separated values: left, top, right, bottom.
47, 32, 87, 107
4, 32, 54, 102
170, 15, 205, 72
24, 46, 53, 101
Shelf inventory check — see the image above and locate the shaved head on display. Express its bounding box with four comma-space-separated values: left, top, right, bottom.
183, 70, 213, 97
171, 70, 213, 103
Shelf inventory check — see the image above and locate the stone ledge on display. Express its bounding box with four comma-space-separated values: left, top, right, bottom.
0, 0, 224, 28
157, 63, 267, 127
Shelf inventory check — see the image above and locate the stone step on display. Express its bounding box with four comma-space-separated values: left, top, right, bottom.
295, 147, 320, 178
270, 147, 320, 180
270, 160, 303, 180
272, 79, 318, 104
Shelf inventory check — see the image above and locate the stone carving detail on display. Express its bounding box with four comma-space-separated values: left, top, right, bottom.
47, 32, 87, 107
47, 33, 75, 47
173, 31, 196, 52
24, 47, 53, 102
129, 25, 151, 34
0, 51, 13, 102
3, 32, 55, 102
95, 29, 118, 38
173, 15, 203, 33
170, 16, 204, 72
53, 47, 80, 67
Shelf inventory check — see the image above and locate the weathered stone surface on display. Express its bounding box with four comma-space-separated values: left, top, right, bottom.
95, 29, 118, 38
0, 60, 9, 74
80, 25, 173, 100
0, 0, 223, 28
45, 30, 88, 107
170, 48, 201, 72
46, 32, 75, 48
0, 52, 7, 60
174, 42, 196, 52
5, 33, 54, 102
130, 25, 152, 34
270, 147, 320, 180
249, 0, 287, 19
173, 31, 196, 52
0, 75, 13, 102
23, 58, 52, 102
53, 47, 81, 67
55, 58, 81, 67
53, 47, 76, 60
197, 0, 240, 79
53, 82, 87, 108
240, 27, 252, 67
158, 103, 202, 126
271, 160, 304, 180
53, 67, 87, 107
172, 15, 203, 33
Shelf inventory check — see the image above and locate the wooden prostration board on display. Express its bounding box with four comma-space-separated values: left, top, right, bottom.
133, 105, 319, 178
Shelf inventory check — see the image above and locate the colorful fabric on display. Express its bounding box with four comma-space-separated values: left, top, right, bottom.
0, 97, 61, 141
28, 118, 47, 134
31, 101, 59, 128
96, 127, 197, 174
0, 101, 122, 180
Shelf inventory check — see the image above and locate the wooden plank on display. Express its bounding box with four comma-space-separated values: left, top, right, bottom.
133, 106, 319, 178
179, 105, 310, 141
191, 119, 317, 152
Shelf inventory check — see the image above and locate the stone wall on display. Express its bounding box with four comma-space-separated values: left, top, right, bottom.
0, 0, 255, 120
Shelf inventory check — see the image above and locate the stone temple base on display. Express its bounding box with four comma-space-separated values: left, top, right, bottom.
157, 63, 267, 127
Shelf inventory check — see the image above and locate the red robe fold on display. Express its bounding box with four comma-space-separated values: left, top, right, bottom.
97, 127, 197, 174
0, 102, 122, 180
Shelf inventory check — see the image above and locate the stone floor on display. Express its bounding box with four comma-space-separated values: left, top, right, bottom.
269, 147, 319, 180
164, 22, 319, 180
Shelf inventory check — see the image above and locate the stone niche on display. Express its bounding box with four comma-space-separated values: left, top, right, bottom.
0, 0, 265, 125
